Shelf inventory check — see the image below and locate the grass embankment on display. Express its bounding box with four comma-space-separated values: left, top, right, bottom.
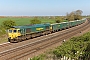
0, 38, 8, 44
0, 27, 8, 44
30, 32, 90, 60
0, 35, 8, 44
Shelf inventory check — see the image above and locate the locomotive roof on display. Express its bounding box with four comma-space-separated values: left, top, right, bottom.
32, 23, 50, 28
12, 23, 50, 29
13, 25, 36, 28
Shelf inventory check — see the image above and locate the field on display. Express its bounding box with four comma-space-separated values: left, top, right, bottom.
0, 17, 56, 26
0, 17, 56, 43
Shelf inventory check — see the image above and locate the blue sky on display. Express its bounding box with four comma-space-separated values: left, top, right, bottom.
0, 0, 90, 16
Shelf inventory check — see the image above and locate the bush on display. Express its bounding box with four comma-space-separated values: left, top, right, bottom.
1, 20, 16, 29
30, 17, 41, 24
30, 54, 45, 60
53, 32, 90, 59
55, 16, 63, 23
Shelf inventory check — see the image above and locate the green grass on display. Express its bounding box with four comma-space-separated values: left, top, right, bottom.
0, 36, 8, 44
0, 17, 65, 44
0, 17, 56, 26
0, 17, 55, 43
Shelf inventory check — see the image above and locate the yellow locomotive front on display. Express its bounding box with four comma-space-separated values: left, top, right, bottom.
8, 28, 21, 42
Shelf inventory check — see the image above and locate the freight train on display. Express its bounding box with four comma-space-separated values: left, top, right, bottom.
7, 19, 86, 43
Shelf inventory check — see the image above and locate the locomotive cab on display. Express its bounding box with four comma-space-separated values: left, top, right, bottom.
8, 28, 21, 42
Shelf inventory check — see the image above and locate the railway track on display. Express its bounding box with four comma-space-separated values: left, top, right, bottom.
0, 20, 90, 60
0, 20, 87, 51
0, 42, 12, 48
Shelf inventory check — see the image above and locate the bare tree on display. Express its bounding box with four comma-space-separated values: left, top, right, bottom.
66, 12, 74, 21
66, 10, 83, 21
74, 10, 83, 20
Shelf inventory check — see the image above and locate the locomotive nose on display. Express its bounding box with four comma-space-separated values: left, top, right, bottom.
9, 34, 15, 39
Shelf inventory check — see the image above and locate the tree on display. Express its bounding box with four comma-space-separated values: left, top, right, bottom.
66, 12, 75, 21
55, 16, 63, 23
2, 20, 16, 29
66, 12, 69, 20
68, 12, 75, 21
76, 10, 83, 15
66, 10, 83, 21
30, 17, 41, 24
74, 10, 83, 20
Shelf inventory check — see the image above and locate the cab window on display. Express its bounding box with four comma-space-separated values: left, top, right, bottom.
18, 30, 21, 33
13, 30, 17, 33
9, 30, 12, 33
